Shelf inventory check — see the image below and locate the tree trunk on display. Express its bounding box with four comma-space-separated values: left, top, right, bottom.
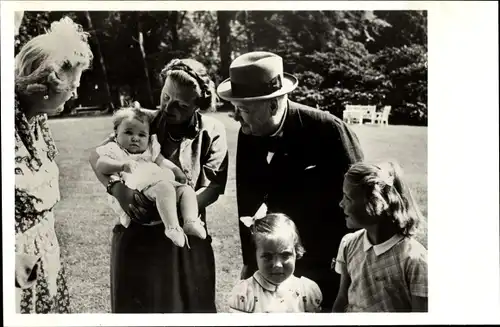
168, 11, 179, 51
217, 11, 231, 79
243, 11, 254, 52
84, 11, 115, 111
131, 12, 154, 108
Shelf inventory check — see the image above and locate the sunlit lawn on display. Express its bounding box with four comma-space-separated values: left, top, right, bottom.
50, 112, 427, 313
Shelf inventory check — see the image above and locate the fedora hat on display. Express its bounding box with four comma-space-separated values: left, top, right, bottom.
217, 51, 298, 101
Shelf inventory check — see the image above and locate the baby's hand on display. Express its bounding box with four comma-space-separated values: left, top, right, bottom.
122, 160, 138, 173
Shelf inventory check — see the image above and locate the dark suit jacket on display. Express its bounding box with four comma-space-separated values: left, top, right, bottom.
236, 101, 364, 279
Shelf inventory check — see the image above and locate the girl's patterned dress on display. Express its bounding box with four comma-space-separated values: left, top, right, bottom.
229, 271, 323, 313
15, 95, 70, 313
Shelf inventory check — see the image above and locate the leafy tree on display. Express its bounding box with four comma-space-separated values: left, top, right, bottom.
15, 11, 50, 54
14, 10, 427, 125
373, 10, 427, 50
372, 44, 428, 125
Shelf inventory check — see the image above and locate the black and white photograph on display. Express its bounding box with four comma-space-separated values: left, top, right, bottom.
2, 1, 499, 325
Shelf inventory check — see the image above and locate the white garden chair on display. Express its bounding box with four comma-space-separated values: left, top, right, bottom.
343, 105, 377, 125
362, 105, 377, 124
374, 105, 392, 126
343, 106, 362, 124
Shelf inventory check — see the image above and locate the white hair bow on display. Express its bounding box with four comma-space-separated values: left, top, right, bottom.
240, 202, 268, 228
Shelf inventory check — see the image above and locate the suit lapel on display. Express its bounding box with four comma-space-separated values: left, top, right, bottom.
268, 102, 302, 165
237, 102, 306, 214
267, 103, 306, 190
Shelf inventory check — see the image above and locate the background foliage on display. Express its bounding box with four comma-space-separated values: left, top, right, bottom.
15, 10, 427, 125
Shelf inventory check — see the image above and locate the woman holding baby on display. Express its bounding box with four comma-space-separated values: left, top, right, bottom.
89, 58, 229, 313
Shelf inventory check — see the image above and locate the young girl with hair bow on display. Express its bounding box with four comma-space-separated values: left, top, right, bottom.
229, 204, 323, 313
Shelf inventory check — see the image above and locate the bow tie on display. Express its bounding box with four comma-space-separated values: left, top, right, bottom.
265, 135, 283, 153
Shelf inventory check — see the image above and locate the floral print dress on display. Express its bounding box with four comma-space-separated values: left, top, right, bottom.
15, 96, 70, 313
229, 271, 323, 313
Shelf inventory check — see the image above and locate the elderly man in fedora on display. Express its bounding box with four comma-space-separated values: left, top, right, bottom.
217, 51, 364, 311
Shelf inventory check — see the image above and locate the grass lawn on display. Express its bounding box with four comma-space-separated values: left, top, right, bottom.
49, 112, 427, 313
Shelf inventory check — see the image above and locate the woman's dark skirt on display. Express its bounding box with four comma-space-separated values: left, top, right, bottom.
110, 221, 216, 313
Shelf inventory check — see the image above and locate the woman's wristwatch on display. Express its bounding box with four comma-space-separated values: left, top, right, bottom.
106, 175, 122, 195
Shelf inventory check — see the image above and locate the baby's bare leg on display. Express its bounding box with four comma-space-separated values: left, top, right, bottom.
144, 181, 186, 247
177, 184, 198, 223
177, 184, 206, 239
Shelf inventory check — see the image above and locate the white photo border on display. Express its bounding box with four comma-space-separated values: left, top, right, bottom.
2, 1, 499, 325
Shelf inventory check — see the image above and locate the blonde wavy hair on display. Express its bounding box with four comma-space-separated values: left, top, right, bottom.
15, 16, 93, 96
160, 58, 217, 111
345, 161, 424, 237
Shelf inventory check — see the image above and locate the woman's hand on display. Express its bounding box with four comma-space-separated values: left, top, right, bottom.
130, 191, 161, 224
173, 167, 188, 184
109, 182, 160, 224
156, 155, 187, 184
15, 254, 40, 289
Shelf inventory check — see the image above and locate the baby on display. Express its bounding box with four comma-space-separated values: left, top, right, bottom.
96, 107, 206, 247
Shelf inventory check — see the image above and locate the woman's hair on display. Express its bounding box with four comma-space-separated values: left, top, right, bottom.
160, 58, 217, 111
15, 16, 93, 96
251, 213, 305, 259
112, 107, 151, 133
345, 161, 424, 237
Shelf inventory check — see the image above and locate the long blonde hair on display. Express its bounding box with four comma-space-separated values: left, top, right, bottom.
15, 17, 93, 96
345, 161, 424, 237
